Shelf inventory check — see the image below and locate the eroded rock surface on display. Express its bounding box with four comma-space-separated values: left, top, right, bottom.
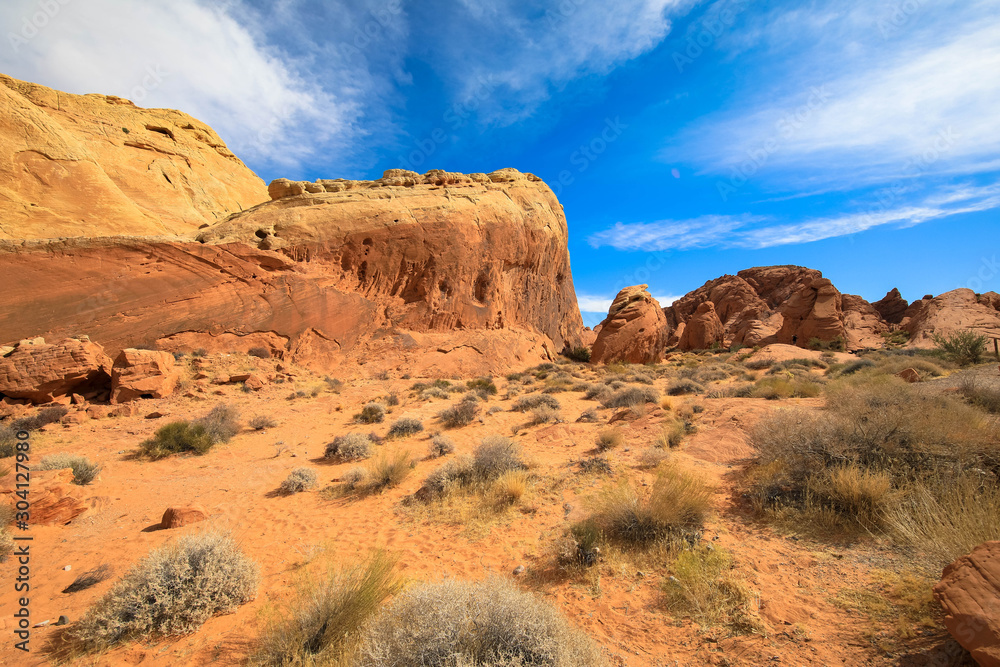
934, 541, 1000, 667
0, 336, 111, 404
591, 285, 668, 364
110, 348, 179, 403
903, 289, 1000, 346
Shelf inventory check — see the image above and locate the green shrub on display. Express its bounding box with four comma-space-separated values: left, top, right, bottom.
140, 422, 214, 459
355, 577, 604, 666
933, 330, 988, 366
466, 377, 498, 395
249, 552, 401, 666
36, 454, 102, 485
355, 402, 386, 424
387, 417, 423, 438
662, 546, 763, 635
280, 467, 317, 494
564, 346, 592, 362
63, 533, 258, 653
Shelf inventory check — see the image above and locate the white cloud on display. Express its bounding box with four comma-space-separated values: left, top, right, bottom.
0, 0, 406, 175
663, 1, 1000, 187
437, 0, 691, 125
589, 182, 1000, 250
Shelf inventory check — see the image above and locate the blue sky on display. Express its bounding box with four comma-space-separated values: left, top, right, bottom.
3, 0, 998, 327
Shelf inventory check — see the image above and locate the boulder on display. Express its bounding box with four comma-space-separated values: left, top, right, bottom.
110, 349, 179, 403
0, 73, 267, 239
161, 505, 209, 529
591, 286, 668, 364
678, 302, 725, 350
895, 368, 921, 383
873, 288, 909, 324
0, 336, 111, 404
934, 541, 1000, 666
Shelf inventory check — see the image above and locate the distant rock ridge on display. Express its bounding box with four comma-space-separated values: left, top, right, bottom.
266, 167, 544, 200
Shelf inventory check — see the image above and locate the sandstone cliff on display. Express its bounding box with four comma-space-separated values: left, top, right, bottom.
0, 73, 267, 239
0, 168, 584, 375
902, 288, 1000, 346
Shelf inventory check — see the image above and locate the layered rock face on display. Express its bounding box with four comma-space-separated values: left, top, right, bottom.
934, 541, 1000, 666
0, 73, 267, 238
0, 336, 111, 403
678, 302, 725, 350
902, 288, 1000, 346
0, 168, 584, 375
590, 285, 668, 364
872, 288, 909, 324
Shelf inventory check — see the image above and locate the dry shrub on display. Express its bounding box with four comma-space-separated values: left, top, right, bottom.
492, 469, 529, 505
584, 384, 613, 402
249, 551, 401, 666
247, 346, 271, 359
9, 405, 69, 432
36, 454, 102, 485
638, 448, 670, 469
529, 405, 562, 425
61, 532, 258, 653
601, 385, 659, 408
438, 400, 480, 428
655, 419, 686, 449
363, 450, 413, 492
662, 546, 763, 635
579, 456, 613, 475
667, 379, 704, 396
280, 467, 318, 494
751, 376, 822, 400
576, 408, 599, 423
807, 466, 894, 530
355, 403, 387, 424
473, 435, 524, 481
743, 357, 774, 371
354, 578, 605, 666
420, 386, 449, 400
428, 434, 455, 457
873, 356, 947, 378
595, 428, 624, 451
588, 465, 713, 547
325, 433, 374, 461
250, 415, 278, 430
959, 377, 1000, 414
387, 417, 423, 438
512, 394, 561, 412
196, 403, 241, 443
63, 564, 114, 594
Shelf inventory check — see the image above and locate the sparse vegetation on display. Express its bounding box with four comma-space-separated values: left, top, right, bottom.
667, 379, 704, 396
36, 454, 102, 485
247, 346, 271, 359
511, 394, 561, 412
280, 467, 317, 494
249, 415, 277, 430
600, 385, 659, 407
428, 434, 455, 457
62, 564, 113, 594
662, 546, 764, 635
249, 552, 402, 666
355, 577, 605, 666
529, 405, 562, 425
196, 403, 241, 443
325, 433, 374, 461
933, 329, 988, 366
959, 377, 1000, 414
59, 532, 258, 654
363, 450, 413, 492
355, 402, 387, 424
387, 417, 423, 438
438, 399, 480, 428
595, 427, 624, 451
140, 421, 214, 459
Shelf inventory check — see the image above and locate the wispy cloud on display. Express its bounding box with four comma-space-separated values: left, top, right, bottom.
426, 0, 691, 125
662, 0, 1000, 188
589, 183, 1000, 250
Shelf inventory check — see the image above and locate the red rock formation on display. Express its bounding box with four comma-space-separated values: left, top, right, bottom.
872, 288, 909, 324
1, 469, 88, 525
110, 349, 180, 403
0, 336, 111, 403
678, 302, 725, 350
591, 285, 668, 364
0, 73, 267, 238
903, 289, 1000, 346
934, 541, 1000, 667
0, 168, 583, 375
980, 291, 1000, 312
840, 294, 890, 349
776, 278, 847, 346
161, 505, 209, 529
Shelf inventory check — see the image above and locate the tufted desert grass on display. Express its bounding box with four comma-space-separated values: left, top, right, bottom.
54, 532, 258, 656
354, 577, 605, 666
36, 453, 102, 485
249, 551, 402, 666
280, 467, 318, 494
595, 428, 624, 451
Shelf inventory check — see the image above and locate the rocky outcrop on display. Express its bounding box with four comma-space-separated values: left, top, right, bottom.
1, 469, 89, 525
979, 291, 1000, 312
110, 349, 179, 404
0, 73, 267, 239
161, 505, 208, 529
0, 168, 583, 375
591, 285, 668, 364
934, 541, 1000, 667
678, 302, 725, 350
776, 278, 847, 346
0, 336, 111, 403
873, 288, 909, 324
841, 294, 890, 349
903, 289, 1000, 346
